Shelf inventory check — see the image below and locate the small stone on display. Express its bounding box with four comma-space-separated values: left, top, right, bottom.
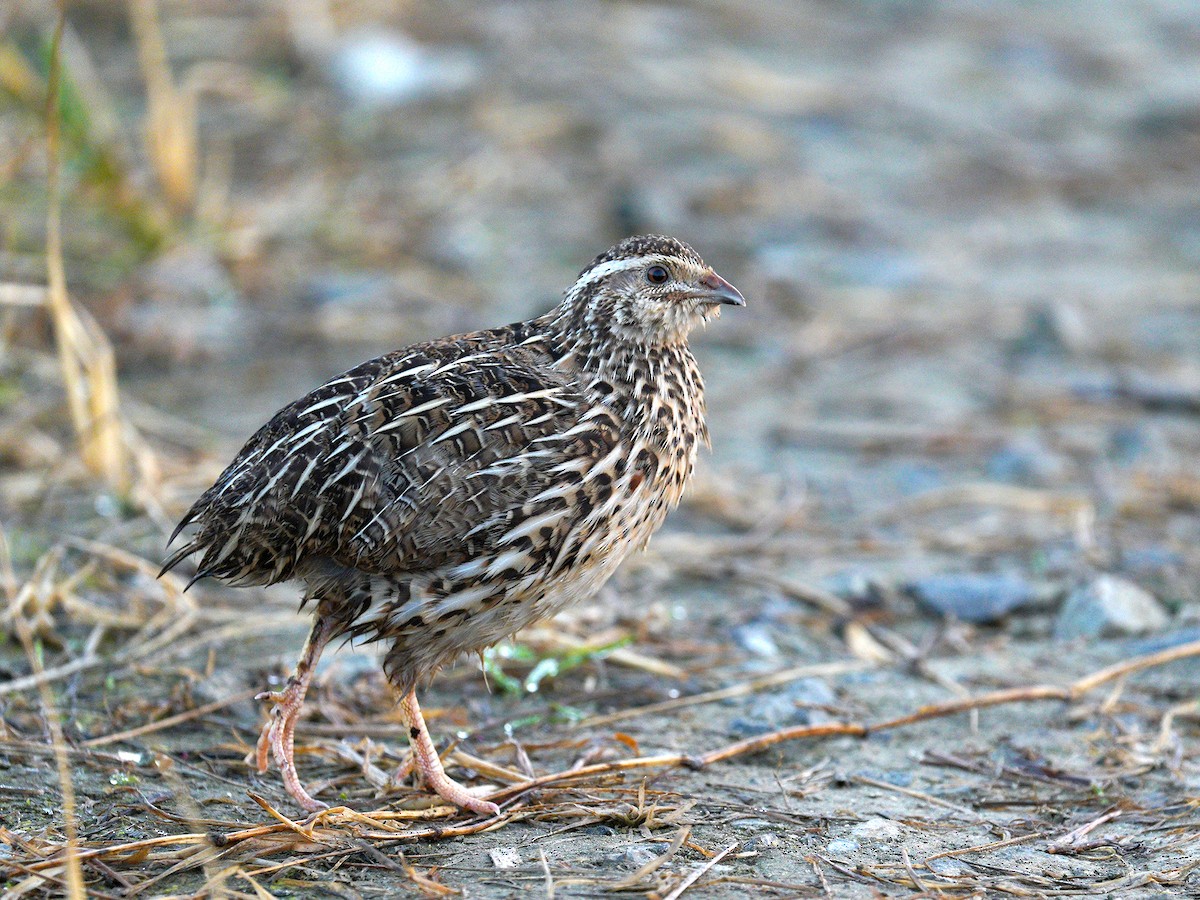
1010, 301, 1089, 357
581, 824, 618, 837
927, 857, 973, 876
489, 847, 521, 869
731, 623, 780, 659
728, 818, 775, 833
1055, 576, 1170, 639
603, 845, 660, 869
727, 716, 774, 738
726, 678, 835, 737
851, 818, 903, 842
859, 769, 913, 787
826, 838, 859, 855
906, 574, 1035, 623
782, 678, 836, 725
742, 833, 780, 851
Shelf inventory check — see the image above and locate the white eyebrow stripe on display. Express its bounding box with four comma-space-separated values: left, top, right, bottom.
575, 255, 653, 287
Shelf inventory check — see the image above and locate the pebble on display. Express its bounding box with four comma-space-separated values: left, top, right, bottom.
1107, 424, 1161, 466
1055, 575, 1170, 639
489, 847, 521, 869
727, 678, 836, 737
603, 845, 660, 869
826, 838, 859, 855
906, 573, 1035, 623
741, 833, 781, 851
731, 622, 780, 659
851, 818, 903, 842
1010, 301, 1089, 357
927, 857, 973, 876
859, 769, 913, 787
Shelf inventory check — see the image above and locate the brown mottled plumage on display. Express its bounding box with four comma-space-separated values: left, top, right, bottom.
163, 235, 744, 814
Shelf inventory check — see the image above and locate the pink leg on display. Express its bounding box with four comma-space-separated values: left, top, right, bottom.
251, 617, 333, 812
400, 689, 500, 817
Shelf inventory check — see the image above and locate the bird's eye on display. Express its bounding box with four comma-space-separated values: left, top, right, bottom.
646, 265, 669, 285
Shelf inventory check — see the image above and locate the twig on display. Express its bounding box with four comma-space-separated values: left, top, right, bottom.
691, 723, 867, 768
127, 0, 196, 211
491, 752, 691, 802
852, 774, 988, 824
869, 685, 1070, 733
1069, 640, 1200, 695
5, 515, 85, 895
899, 846, 928, 893
1049, 809, 1122, 852
581, 659, 873, 728
923, 831, 1045, 862
607, 825, 691, 890
538, 846, 555, 899
82, 688, 260, 747
662, 840, 738, 900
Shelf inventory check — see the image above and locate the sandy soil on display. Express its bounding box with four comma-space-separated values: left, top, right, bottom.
2, 0, 1200, 896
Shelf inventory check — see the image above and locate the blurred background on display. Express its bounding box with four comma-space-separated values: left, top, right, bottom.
3, 2, 1200, 893
5, 0, 1199, 594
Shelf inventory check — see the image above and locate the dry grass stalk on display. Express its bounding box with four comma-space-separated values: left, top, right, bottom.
661, 839, 738, 900
127, 0, 197, 213
44, 9, 132, 495
607, 824, 691, 890
1, 541, 86, 898
0, 539, 198, 697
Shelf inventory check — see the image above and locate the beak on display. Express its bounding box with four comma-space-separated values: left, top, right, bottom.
695, 271, 746, 307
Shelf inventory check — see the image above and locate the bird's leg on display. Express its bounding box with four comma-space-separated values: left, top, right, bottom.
251, 616, 334, 812
399, 689, 501, 817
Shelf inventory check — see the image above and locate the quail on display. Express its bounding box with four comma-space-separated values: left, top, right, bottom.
162, 235, 744, 815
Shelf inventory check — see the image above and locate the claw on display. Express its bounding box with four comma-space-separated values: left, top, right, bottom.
248, 618, 333, 812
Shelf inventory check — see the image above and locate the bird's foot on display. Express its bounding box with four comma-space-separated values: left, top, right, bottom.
387, 749, 498, 816
400, 689, 501, 818
251, 676, 306, 773
418, 760, 501, 818
245, 618, 333, 813
249, 683, 328, 812
388, 752, 415, 788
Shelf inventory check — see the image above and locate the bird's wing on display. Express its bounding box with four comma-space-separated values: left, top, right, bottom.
164, 326, 619, 586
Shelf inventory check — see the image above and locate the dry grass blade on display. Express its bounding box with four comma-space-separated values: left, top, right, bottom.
126, 0, 196, 212
82, 688, 260, 747
44, 3, 131, 494
0, 540, 198, 697
661, 840, 738, 900
3, 558, 85, 896
607, 825, 691, 890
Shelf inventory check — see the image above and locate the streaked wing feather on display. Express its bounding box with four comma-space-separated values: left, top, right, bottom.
162, 321, 617, 586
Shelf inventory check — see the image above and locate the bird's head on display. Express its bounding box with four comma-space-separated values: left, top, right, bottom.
563, 235, 744, 344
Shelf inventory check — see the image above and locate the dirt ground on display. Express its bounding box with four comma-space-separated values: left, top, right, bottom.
3, 1, 1200, 897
